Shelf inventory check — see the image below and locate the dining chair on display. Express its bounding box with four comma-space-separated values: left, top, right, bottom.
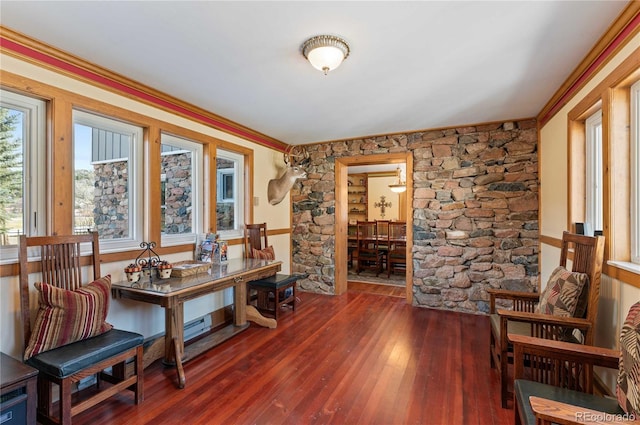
387, 221, 407, 277
356, 221, 384, 276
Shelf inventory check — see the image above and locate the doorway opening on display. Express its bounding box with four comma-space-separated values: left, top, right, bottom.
334, 153, 413, 303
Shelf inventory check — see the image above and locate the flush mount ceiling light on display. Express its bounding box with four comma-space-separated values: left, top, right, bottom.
388, 166, 407, 193
301, 35, 350, 75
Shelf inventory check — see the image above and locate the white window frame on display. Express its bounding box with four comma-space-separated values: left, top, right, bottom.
73, 110, 143, 253
217, 169, 235, 203
0, 90, 46, 263
631, 80, 640, 265
160, 133, 203, 246
585, 109, 603, 235
216, 149, 244, 240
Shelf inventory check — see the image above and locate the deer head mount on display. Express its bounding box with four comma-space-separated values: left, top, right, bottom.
267, 145, 309, 205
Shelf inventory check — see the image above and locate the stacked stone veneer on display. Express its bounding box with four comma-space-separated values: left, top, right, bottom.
162, 152, 193, 234
291, 119, 539, 314
93, 160, 128, 239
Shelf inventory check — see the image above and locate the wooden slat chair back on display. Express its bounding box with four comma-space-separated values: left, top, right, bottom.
20, 233, 100, 347
19, 232, 143, 425
244, 223, 268, 258
387, 221, 407, 277
488, 231, 605, 408
376, 220, 390, 270
376, 220, 390, 237
559, 232, 606, 337
356, 221, 384, 276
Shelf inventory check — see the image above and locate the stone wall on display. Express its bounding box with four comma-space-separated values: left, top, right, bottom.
162, 152, 192, 234
291, 119, 539, 314
93, 160, 128, 239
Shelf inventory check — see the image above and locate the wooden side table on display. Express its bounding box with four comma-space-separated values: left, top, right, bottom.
1, 352, 38, 425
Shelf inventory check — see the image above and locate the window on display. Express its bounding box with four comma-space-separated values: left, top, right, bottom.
216, 149, 244, 238
631, 80, 640, 264
217, 169, 235, 203
0, 90, 46, 261
585, 109, 603, 235
160, 133, 203, 245
73, 110, 143, 252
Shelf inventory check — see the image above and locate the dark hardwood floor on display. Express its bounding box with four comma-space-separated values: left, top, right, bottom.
72, 290, 512, 425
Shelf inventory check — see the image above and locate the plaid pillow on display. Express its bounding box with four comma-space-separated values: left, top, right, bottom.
617, 302, 640, 416
24, 275, 113, 360
252, 246, 275, 260
535, 266, 588, 317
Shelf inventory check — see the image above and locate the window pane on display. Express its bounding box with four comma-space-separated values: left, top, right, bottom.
0, 90, 45, 253
585, 110, 603, 234
73, 111, 141, 244
0, 106, 24, 245
161, 144, 193, 235
216, 148, 244, 238
216, 157, 236, 231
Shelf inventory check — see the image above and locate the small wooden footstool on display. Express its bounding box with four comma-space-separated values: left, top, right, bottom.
248, 274, 305, 320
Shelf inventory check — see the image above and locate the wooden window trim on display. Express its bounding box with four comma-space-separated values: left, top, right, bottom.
567, 47, 640, 287
0, 70, 255, 277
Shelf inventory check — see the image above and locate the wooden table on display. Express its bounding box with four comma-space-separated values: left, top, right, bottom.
1, 352, 38, 425
111, 258, 281, 388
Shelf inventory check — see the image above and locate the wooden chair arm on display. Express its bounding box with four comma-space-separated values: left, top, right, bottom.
509, 334, 620, 369
498, 309, 592, 331
487, 288, 540, 301
488, 289, 540, 313
529, 396, 639, 424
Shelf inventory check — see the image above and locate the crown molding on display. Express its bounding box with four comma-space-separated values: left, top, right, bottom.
0, 26, 289, 152
537, 2, 640, 126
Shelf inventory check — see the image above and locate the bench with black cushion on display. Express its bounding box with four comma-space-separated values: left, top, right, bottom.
26, 329, 143, 379
248, 273, 307, 320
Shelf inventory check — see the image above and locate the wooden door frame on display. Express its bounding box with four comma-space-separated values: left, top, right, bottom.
335, 153, 413, 303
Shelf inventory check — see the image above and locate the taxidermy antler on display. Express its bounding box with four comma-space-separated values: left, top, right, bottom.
267, 145, 309, 205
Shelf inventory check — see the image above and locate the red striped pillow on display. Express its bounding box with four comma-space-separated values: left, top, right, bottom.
251, 245, 275, 260
24, 275, 113, 360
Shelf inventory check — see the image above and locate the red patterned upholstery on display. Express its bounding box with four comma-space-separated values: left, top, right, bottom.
617, 301, 640, 416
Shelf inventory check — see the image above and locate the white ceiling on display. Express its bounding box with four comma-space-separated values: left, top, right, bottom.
0, 1, 629, 146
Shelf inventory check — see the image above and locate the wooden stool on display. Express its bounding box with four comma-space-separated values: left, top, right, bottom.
248, 274, 304, 320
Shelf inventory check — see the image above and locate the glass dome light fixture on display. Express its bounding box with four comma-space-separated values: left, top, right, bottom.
389, 166, 407, 193
301, 35, 350, 75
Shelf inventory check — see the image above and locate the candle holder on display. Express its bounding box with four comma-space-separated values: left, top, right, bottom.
134, 241, 162, 283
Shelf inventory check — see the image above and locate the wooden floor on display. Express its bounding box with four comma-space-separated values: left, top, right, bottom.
347, 281, 407, 298
72, 290, 512, 425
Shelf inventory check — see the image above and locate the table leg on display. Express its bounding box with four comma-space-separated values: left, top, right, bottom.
246, 305, 277, 329
234, 280, 247, 326
164, 304, 185, 388
173, 337, 185, 389
239, 280, 276, 329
